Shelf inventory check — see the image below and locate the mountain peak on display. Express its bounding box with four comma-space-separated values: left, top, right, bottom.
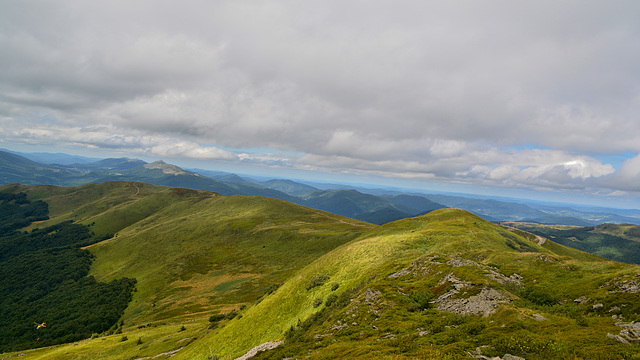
143, 161, 191, 175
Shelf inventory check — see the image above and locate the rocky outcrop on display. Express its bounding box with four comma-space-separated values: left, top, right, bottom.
437, 287, 512, 316
608, 321, 640, 345
485, 269, 522, 286
601, 274, 640, 293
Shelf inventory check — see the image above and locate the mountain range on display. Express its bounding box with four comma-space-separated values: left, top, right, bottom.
1, 182, 640, 359
2, 149, 639, 227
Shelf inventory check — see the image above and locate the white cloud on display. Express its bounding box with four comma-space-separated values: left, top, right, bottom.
0, 1, 639, 204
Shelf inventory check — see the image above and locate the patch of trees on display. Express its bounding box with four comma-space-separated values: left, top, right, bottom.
0, 192, 48, 235
0, 192, 136, 352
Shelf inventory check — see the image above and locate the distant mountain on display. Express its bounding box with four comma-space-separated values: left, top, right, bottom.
0, 150, 78, 185
2, 149, 639, 227
0, 151, 300, 203
356, 207, 414, 225
300, 189, 431, 224
380, 194, 446, 214
0, 148, 101, 165
260, 178, 319, 197
69, 157, 147, 171
526, 203, 640, 225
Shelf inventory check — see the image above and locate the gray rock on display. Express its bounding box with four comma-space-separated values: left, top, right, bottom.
531, 313, 547, 321
437, 288, 511, 316
574, 296, 588, 303
609, 321, 640, 344
503, 354, 526, 360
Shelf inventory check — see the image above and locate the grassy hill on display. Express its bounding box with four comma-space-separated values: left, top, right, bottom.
176, 209, 640, 360
3, 184, 640, 359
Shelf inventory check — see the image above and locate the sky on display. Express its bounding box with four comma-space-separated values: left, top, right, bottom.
1, 1, 639, 209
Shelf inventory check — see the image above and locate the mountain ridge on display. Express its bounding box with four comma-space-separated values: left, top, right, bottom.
2, 149, 638, 227
2, 183, 640, 359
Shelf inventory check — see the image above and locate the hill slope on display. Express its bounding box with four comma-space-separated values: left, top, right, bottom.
175, 209, 640, 360
2, 182, 372, 328
3, 186, 640, 359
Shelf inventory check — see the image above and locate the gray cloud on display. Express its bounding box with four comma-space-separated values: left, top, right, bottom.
0, 1, 639, 203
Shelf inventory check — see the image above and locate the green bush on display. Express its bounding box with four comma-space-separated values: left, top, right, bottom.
313, 297, 323, 308
209, 314, 226, 322
409, 289, 434, 312
519, 286, 558, 306
325, 293, 338, 307
306, 274, 330, 290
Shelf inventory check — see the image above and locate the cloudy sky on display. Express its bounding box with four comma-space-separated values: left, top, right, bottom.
1, 1, 639, 208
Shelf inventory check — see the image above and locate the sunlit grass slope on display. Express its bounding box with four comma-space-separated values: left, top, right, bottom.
86, 187, 373, 325
177, 209, 640, 360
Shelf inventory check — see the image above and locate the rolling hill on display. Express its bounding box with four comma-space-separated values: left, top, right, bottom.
2, 183, 640, 359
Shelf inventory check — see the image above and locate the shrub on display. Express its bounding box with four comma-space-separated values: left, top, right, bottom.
313, 297, 324, 308
519, 286, 558, 306
460, 322, 485, 335
306, 274, 330, 290
209, 314, 226, 323
226, 310, 238, 320
325, 293, 338, 307
331, 282, 340, 291
409, 289, 434, 312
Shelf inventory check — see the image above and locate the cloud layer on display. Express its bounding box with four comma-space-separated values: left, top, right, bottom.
1, 1, 639, 202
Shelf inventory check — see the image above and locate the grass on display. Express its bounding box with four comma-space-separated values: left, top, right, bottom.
3, 185, 640, 360
176, 209, 640, 359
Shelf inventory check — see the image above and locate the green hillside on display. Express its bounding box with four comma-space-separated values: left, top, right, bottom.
3, 184, 640, 359
174, 209, 640, 360
0, 182, 373, 358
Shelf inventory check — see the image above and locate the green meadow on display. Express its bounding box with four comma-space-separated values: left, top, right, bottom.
2, 183, 640, 359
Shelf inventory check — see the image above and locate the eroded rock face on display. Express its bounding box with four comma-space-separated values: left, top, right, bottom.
436, 288, 512, 316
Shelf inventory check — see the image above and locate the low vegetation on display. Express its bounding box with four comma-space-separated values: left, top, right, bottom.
2, 184, 640, 359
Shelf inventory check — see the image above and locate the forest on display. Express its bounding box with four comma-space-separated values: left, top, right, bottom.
0, 192, 136, 353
